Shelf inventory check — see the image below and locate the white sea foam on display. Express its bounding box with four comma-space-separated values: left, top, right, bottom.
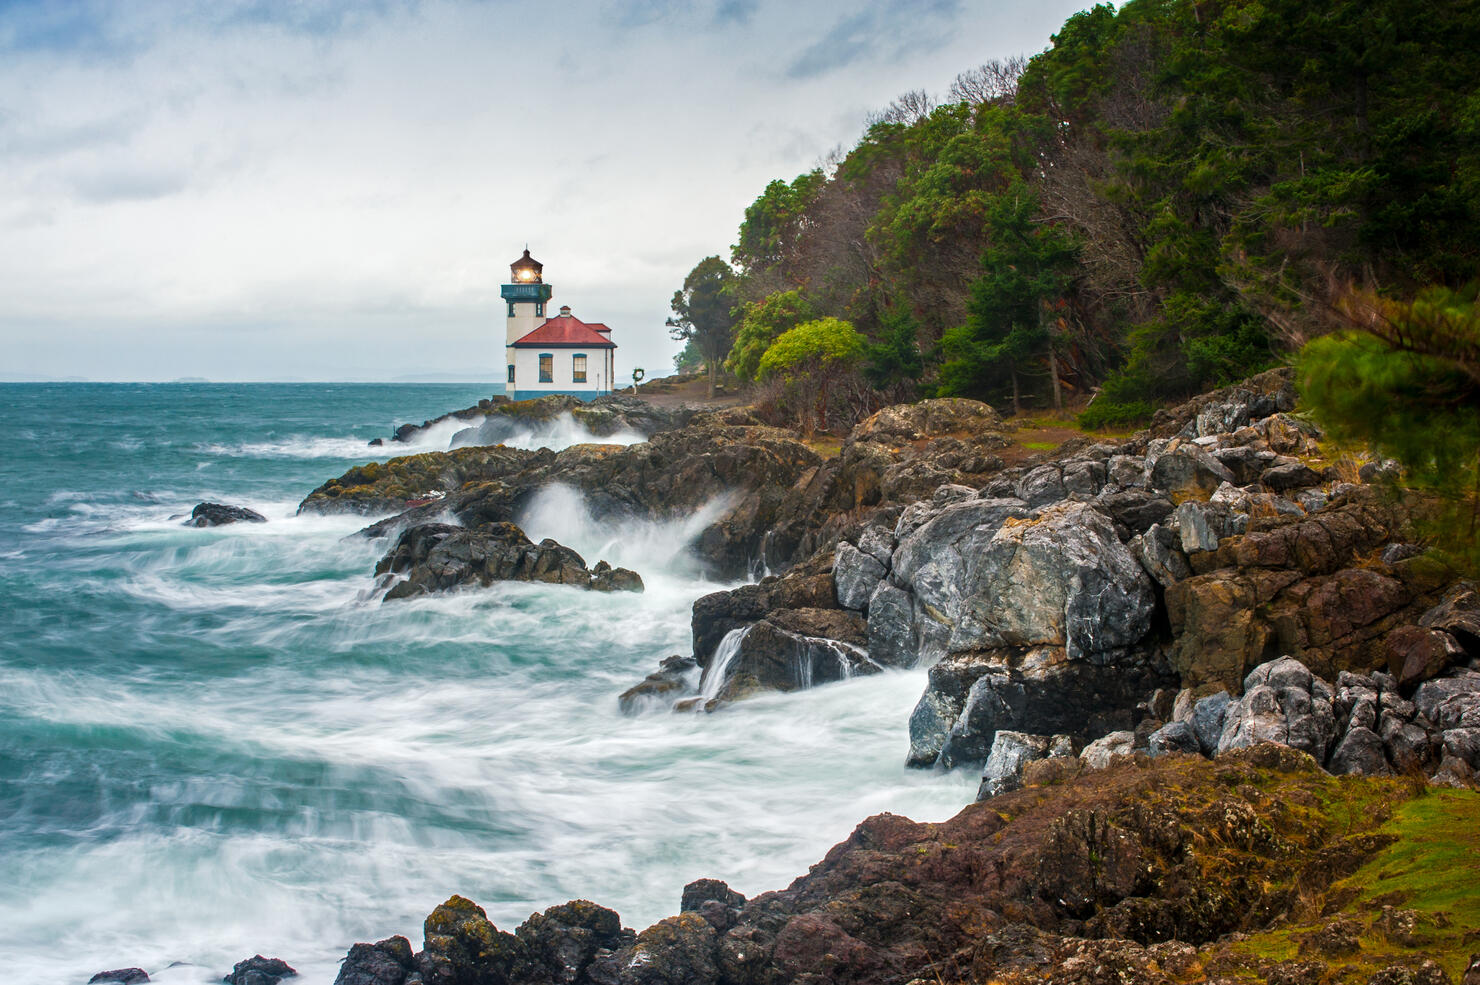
3, 469, 977, 985
517, 482, 732, 581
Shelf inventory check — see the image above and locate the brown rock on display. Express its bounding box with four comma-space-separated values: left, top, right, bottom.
1386, 625, 1466, 686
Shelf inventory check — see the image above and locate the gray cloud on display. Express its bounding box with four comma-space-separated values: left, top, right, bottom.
785, 0, 961, 79
66, 166, 188, 204
713, 0, 758, 25
0, 112, 145, 162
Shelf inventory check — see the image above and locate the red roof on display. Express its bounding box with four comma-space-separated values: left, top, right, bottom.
512, 314, 616, 348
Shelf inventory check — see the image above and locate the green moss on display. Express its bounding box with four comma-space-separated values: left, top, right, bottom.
1229, 784, 1480, 979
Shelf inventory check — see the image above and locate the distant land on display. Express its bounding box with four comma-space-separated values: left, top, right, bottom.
0, 372, 91, 382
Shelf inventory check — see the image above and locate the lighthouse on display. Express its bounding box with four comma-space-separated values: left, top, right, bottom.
500, 249, 616, 400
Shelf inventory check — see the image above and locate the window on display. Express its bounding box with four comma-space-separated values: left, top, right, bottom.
572, 353, 587, 383
507, 364, 515, 384
507, 302, 516, 317
535, 302, 544, 317
538, 353, 553, 383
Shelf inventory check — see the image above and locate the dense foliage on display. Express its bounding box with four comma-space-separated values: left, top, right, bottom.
673, 0, 1480, 429
1301, 285, 1480, 568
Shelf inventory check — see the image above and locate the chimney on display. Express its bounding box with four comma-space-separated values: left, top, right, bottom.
559, 305, 572, 317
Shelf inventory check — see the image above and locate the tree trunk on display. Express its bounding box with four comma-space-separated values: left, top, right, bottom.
1048, 348, 1063, 413
1010, 364, 1022, 416
706, 359, 717, 401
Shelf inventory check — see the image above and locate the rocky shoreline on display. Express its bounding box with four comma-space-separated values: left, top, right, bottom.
154, 376, 1480, 985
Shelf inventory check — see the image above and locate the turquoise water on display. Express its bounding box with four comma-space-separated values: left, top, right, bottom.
0, 384, 975, 985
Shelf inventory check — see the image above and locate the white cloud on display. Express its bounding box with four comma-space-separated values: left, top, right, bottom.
0, 0, 1087, 381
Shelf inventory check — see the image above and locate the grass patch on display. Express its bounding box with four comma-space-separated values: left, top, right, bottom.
1352, 788, 1480, 921
1021, 440, 1058, 452
1228, 784, 1480, 980
804, 435, 845, 459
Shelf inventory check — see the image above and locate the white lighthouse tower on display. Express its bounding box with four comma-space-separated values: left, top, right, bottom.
501, 248, 552, 389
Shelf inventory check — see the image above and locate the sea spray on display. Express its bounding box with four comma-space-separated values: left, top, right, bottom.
0, 384, 978, 985
517, 482, 735, 580
451, 412, 648, 453
697, 626, 752, 702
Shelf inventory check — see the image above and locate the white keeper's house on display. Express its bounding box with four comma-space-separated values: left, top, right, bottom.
501, 249, 616, 401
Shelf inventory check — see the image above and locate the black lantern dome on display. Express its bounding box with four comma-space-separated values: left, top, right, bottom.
510, 248, 543, 284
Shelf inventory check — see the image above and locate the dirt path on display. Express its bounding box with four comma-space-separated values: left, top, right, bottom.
629, 373, 748, 409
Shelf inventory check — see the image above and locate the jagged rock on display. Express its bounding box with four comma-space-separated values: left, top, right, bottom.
1213, 445, 1276, 485
1131, 523, 1193, 588
306, 424, 821, 579
712, 609, 872, 700
680, 879, 745, 914
514, 900, 626, 985
1081, 731, 1136, 769
419, 895, 523, 985
849, 397, 1005, 444
186, 502, 267, 527
375, 522, 641, 600
890, 499, 1156, 662
334, 937, 414, 985
617, 656, 698, 715
1413, 676, 1480, 731
1444, 728, 1480, 770
856, 523, 895, 565
89, 971, 149, 984
1172, 499, 1245, 554
223, 956, 296, 985
1095, 488, 1176, 536
1420, 584, 1480, 652
1261, 461, 1325, 490
598, 913, 717, 985
446, 395, 694, 449
1190, 691, 1232, 755
1216, 657, 1337, 762
864, 581, 916, 668
1386, 625, 1466, 686
1147, 444, 1236, 500
978, 730, 1054, 799
590, 561, 644, 593
1017, 464, 1067, 506
832, 541, 884, 611
913, 648, 1169, 771
1366, 961, 1452, 985
1147, 720, 1200, 757
1328, 726, 1392, 776
1373, 905, 1422, 947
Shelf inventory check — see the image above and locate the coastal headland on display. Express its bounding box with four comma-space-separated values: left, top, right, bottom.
233, 371, 1480, 985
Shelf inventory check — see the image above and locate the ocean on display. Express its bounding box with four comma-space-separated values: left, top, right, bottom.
0, 383, 975, 984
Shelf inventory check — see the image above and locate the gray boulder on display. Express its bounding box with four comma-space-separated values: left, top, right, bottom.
977, 731, 1053, 799
1147, 445, 1236, 499
1016, 465, 1066, 506
1130, 523, 1192, 589
1147, 720, 1200, 758
1327, 726, 1392, 776
856, 523, 896, 566
186, 502, 267, 527
1260, 461, 1324, 490
1081, 731, 1136, 770
1215, 657, 1337, 762
1413, 675, 1480, 731
833, 541, 885, 612
892, 500, 1156, 660
865, 581, 918, 669
1190, 691, 1232, 755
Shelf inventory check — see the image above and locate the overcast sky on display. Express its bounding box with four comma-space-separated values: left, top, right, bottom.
0, 0, 1088, 382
